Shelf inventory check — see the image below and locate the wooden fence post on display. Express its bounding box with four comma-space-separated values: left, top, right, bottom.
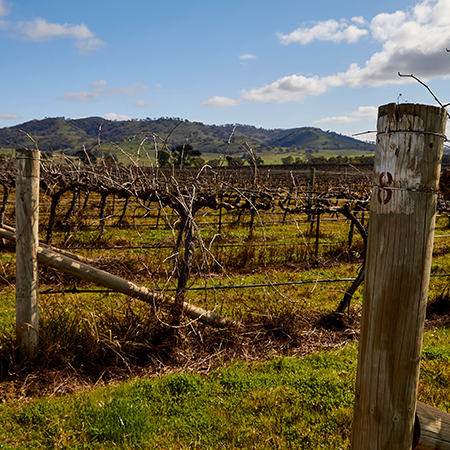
351, 103, 447, 449
15, 148, 40, 359
314, 209, 321, 258
307, 166, 315, 227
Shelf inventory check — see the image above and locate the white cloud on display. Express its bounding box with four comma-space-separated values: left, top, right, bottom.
0, 112, 21, 119
239, 53, 257, 60
102, 83, 148, 96
155, 84, 162, 89
74, 37, 105, 55
225, 0, 450, 104
62, 91, 100, 102
277, 19, 368, 45
0, 0, 10, 17
92, 79, 108, 88
134, 99, 152, 107
354, 106, 378, 118
203, 96, 240, 108
19, 17, 93, 41
352, 16, 367, 26
103, 113, 132, 121
62, 82, 148, 103
314, 106, 378, 124
241, 73, 343, 103
314, 115, 361, 124
3, 16, 105, 54
338, 0, 450, 87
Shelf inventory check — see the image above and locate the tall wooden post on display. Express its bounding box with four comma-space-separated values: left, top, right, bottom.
351, 103, 447, 449
307, 166, 315, 226
314, 209, 321, 258
15, 148, 40, 359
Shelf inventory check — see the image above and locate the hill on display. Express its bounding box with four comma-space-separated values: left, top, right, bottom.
0, 116, 375, 163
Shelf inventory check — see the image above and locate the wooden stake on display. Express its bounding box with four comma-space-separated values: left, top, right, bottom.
351, 103, 447, 449
314, 209, 321, 258
15, 148, 40, 359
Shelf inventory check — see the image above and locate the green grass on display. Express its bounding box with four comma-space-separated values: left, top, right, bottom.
0, 329, 449, 449
0, 181, 450, 448
0, 345, 358, 449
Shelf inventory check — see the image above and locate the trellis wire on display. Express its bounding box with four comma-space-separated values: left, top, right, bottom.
39, 273, 450, 296
61, 240, 348, 251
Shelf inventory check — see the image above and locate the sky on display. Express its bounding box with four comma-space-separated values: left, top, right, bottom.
1, 0, 450, 141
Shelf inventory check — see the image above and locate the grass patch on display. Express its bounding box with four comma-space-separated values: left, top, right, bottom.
0, 346, 358, 449
0, 181, 450, 448
0, 329, 450, 449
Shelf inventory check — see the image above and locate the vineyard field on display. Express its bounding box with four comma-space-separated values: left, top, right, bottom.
0, 157, 450, 448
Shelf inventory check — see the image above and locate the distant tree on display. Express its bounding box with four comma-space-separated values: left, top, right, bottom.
75, 149, 97, 165
103, 153, 118, 166
171, 144, 202, 167
226, 156, 244, 167
309, 156, 327, 164
157, 149, 171, 167
281, 155, 294, 165
157, 144, 202, 167
207, 158, 223, 167
191, 156, 206, 167
254, 156, 264, 166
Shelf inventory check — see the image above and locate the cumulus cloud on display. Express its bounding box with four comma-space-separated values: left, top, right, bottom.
277, 19, 368, 45
203, 96, 240, 108
18, 18, 93, 41
223, 0, 450, 104
314, 106, 378, 124
2, 15, 105, 54
351, 16, 367, 26
0, 112, 21, 119
241, 73, 343, 103
61, 82, 148, 103
239, 53, 257, 60
354, 106, 378, 118
103, 113, 132, 121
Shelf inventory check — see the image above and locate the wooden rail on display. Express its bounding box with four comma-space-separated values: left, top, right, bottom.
414, 402, 450, 449
1, 224, 239, 331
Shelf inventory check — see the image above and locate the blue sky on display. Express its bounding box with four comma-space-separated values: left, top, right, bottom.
1, 0, 450, 141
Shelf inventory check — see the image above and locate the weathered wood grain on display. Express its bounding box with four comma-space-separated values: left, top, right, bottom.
413, 402, 450, 450
351, 103, 447, 449
15, 148, 40, 359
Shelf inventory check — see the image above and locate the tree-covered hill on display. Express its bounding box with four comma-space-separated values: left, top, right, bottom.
0, 116, 375, 158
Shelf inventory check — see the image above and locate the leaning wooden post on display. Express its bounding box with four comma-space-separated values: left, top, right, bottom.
15, 148, 40, 359
351, 103, 447, 449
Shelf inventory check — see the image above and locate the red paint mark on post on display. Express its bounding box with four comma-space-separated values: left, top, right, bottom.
378, 171, 393, 205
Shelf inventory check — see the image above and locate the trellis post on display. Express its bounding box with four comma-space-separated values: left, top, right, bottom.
351, 103, 446, 449
15, 148, 40, 359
